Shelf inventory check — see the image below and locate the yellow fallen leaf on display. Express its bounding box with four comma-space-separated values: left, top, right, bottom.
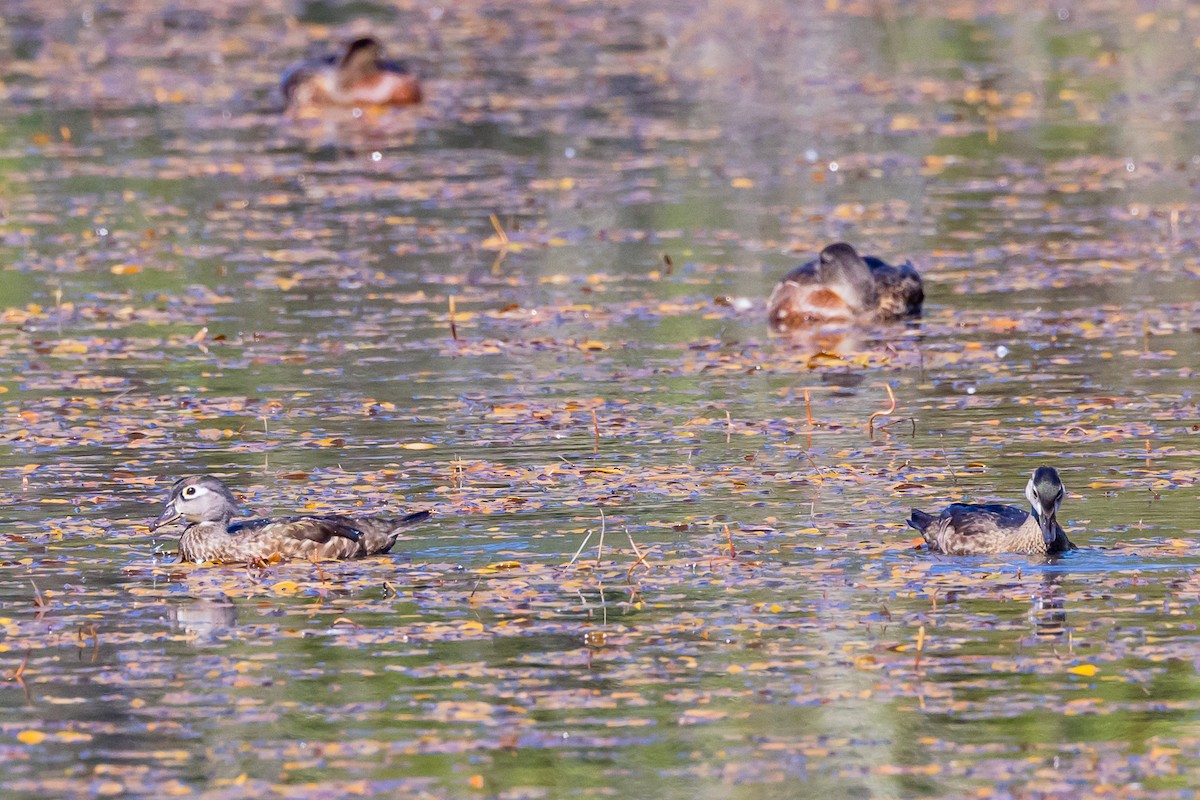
1069, 664, 1098, 677
477, 561, 521, 574
400, 442, 436, 450
730, 177, 754, 189
17, 730, 45, 744
271, 581, 301, 594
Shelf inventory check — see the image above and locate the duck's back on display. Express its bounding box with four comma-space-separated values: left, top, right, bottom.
181, 510, 429, 563
908, 503, 1039, 555
231, 512, 429, 554
866, 257, 923, 319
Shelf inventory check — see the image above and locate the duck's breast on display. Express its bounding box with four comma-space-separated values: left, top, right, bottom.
344, 71, 421, 106
180, 525, 292, 564
768, 261, 858, 331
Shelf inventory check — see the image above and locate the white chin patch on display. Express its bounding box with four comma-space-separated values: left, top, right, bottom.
1024, 476, 1038, 511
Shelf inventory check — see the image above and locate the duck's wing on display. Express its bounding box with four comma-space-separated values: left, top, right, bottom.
916, 503, 1032, 555
230, 511, 429, 548
228, 515, 363, 544
280, 54, 337, 101
865, 257, 923, 317
326, 510, 432, 555
944, 503, 1030, 534
345, 511, 431, 537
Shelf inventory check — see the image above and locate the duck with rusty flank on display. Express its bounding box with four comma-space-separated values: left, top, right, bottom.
907, 466, 1076, 556
767, 242, 923, 333
149, 475, 431, 564
281, 36, 422, 109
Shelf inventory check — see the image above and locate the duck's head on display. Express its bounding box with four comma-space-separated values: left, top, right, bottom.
817, 243, 878, 312
337, 37, 385, 86
1024, 466, 1065, 546
150, 475, 239, 531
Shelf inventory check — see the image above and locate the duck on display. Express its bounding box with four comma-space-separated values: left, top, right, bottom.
281, 37, 422, 109
906, 466, 1076, 555
767, 242, 923, 333
149, 475, 431, 564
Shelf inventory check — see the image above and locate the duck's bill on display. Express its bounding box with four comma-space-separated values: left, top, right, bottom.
1039, 515, 1058, 546
150, 503, 180, 532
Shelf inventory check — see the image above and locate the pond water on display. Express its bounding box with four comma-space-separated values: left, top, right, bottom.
3, 1, 1200, 797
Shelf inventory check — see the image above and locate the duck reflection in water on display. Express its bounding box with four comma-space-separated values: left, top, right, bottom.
1028, 575, 1068, 639
169, 595, 237, 641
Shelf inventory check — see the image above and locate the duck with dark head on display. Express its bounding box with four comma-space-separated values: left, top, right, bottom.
282, 36, 422, 109
907, 467, 1076, 556
768, 242, 923, 333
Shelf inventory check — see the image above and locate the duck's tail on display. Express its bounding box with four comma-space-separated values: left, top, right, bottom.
906, 509, 936, 537
397, 509, 432, 527
361, 510, 432, 555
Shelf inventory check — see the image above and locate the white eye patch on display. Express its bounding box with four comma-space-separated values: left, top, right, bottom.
182, 485, 210, 499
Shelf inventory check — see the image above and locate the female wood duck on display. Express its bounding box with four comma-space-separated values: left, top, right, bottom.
768, 242, 923, 333
907, 467, 1077, 555
149, 475, 430, 564
281, 37, 422, 109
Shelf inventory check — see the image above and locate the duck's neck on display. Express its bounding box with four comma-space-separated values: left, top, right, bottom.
185, 518, 232, 536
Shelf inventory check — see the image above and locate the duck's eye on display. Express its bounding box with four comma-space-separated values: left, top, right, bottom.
183, 486, 197, 498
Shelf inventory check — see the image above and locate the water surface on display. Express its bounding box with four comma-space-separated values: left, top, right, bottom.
2, 1, 1200, 798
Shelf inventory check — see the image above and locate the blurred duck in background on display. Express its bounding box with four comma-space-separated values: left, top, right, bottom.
768, 242, 923, 333
281, 36, 422, 109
